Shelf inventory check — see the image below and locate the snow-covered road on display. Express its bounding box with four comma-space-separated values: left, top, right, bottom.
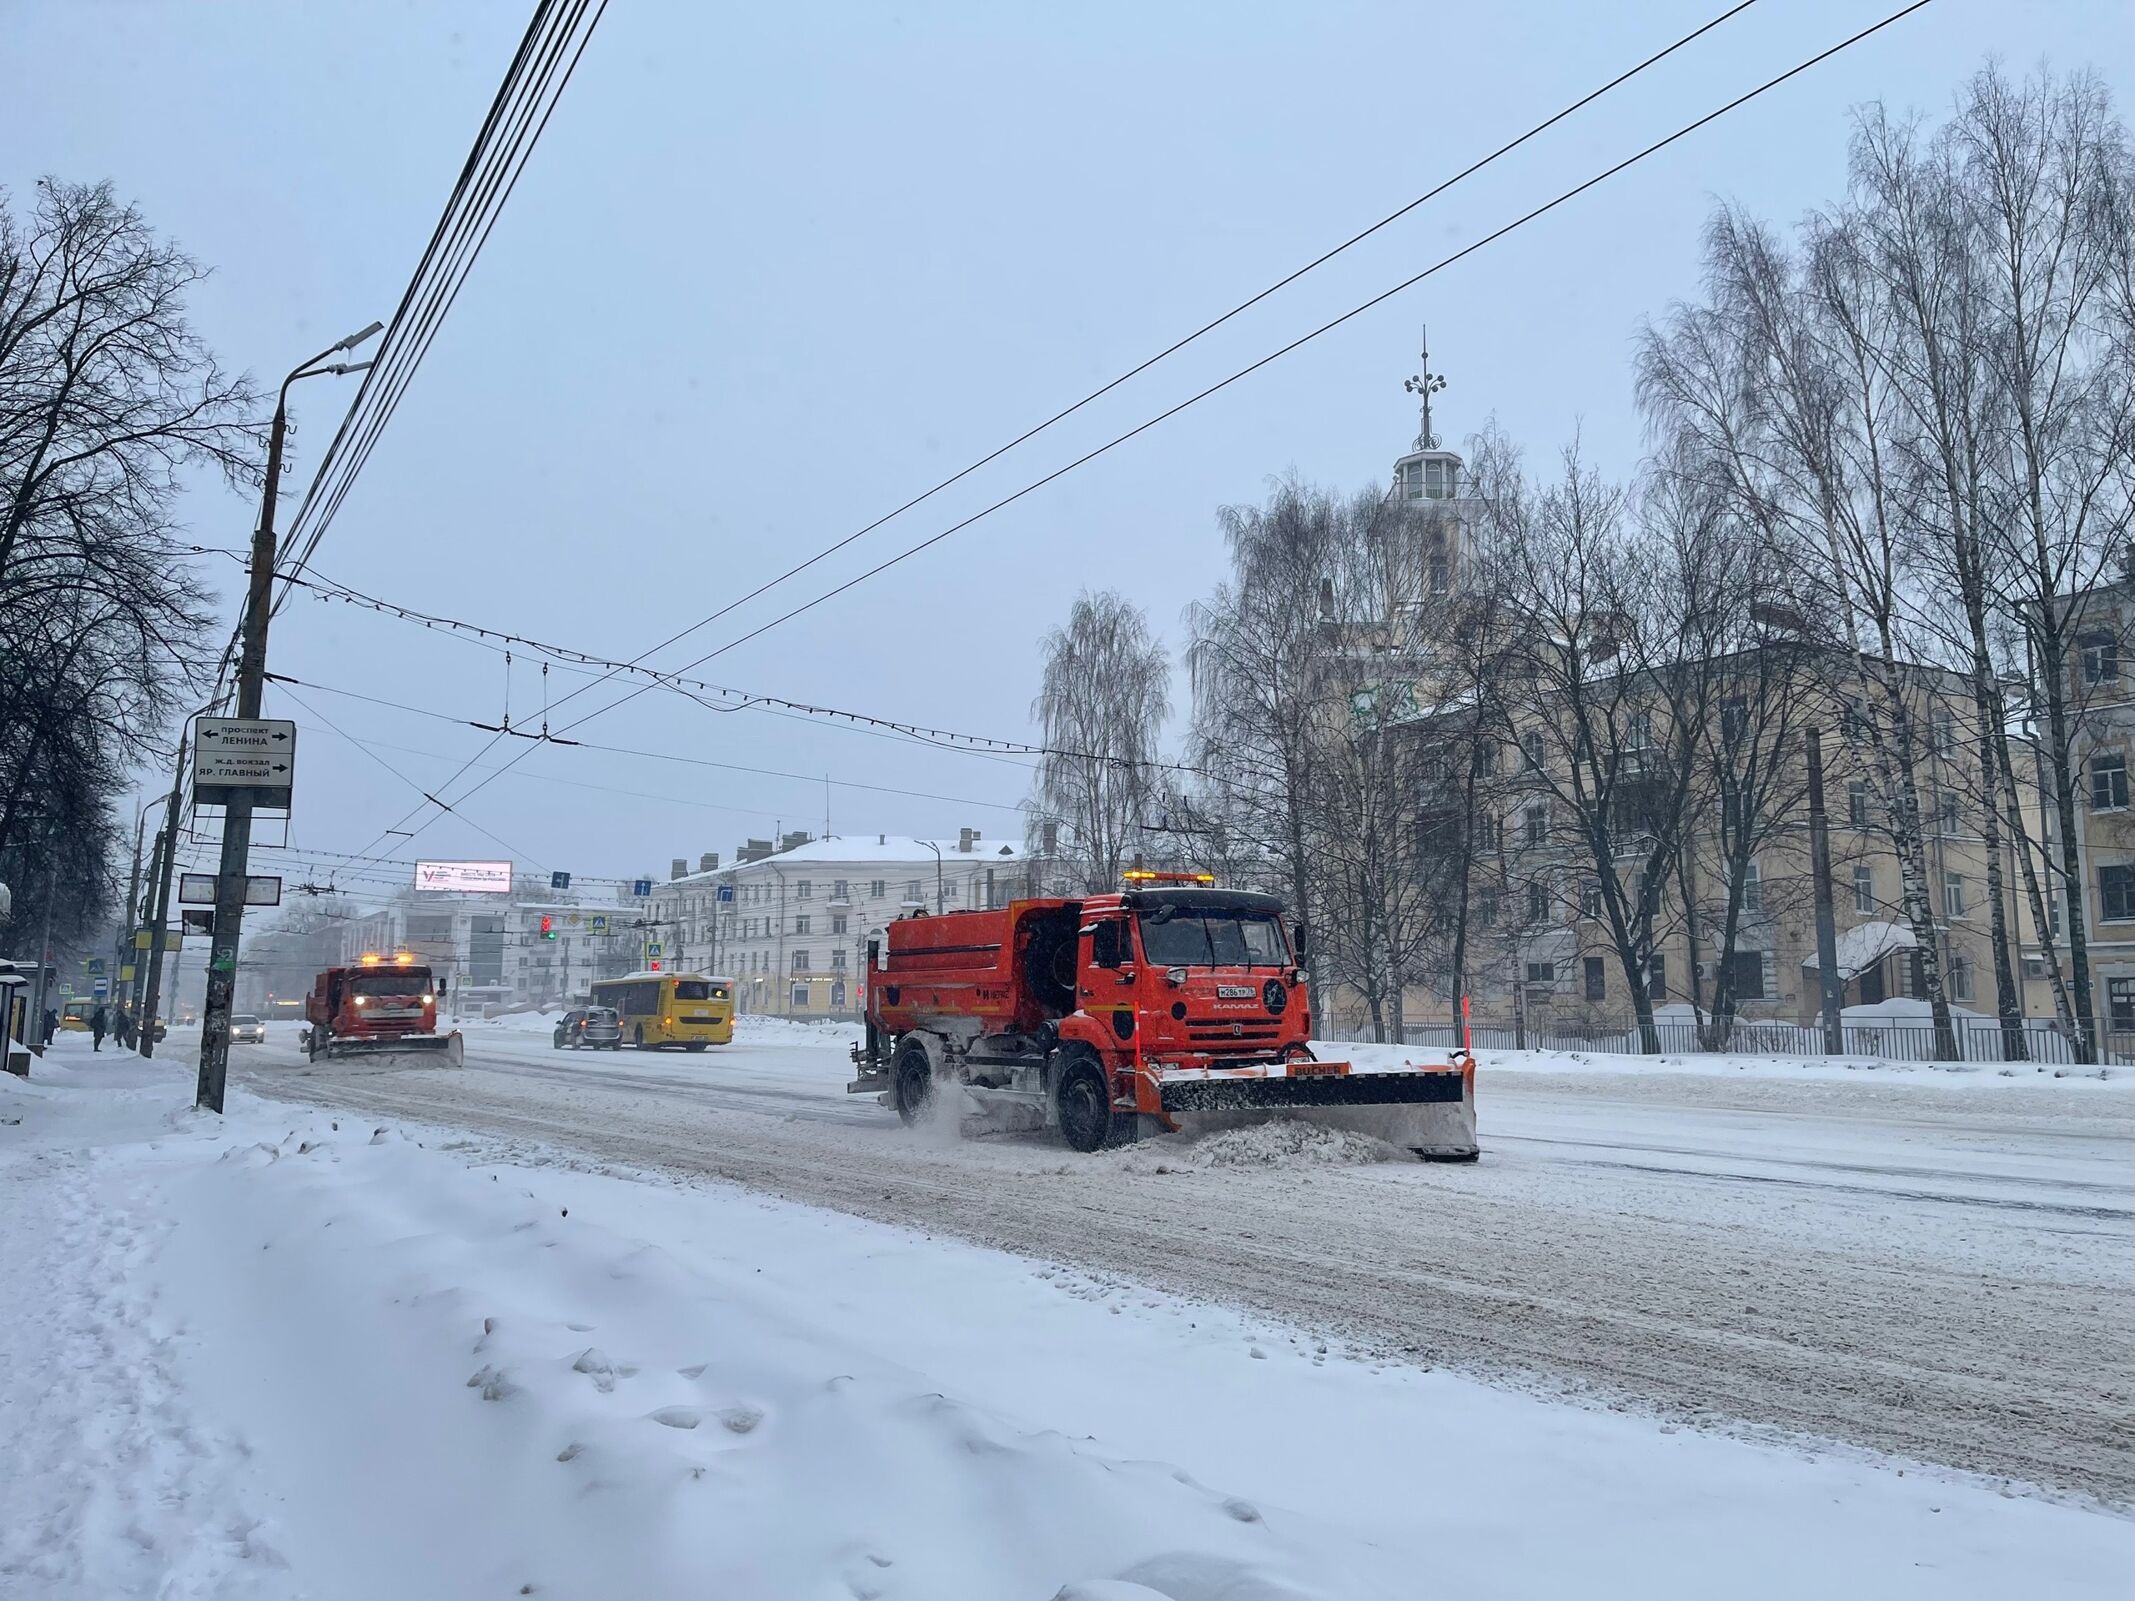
229, 1017, 2135, 1503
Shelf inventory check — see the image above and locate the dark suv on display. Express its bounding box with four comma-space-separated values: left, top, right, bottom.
553, 1005, 623, 1050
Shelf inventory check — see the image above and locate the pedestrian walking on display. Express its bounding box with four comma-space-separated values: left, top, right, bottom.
42, 1007, 56, 1044
114, 1005, 134, 1049
90, 1003, 108, 1051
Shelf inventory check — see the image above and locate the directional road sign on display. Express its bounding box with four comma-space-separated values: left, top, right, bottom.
631, 878, 653, 898
193, 717, 297, 808
178, 873, 282, 906
551, 870, 572, 890
716, 884, 734, 903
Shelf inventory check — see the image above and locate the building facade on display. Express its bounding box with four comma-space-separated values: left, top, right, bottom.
651, 830, 1026, 1018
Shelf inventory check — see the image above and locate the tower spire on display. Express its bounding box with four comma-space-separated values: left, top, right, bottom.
1403, 327, 1447, 451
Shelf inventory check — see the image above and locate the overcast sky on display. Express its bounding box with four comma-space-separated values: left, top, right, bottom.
7, 0, 2132, 906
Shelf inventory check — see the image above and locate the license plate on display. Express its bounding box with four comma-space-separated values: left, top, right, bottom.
1288, 1059, 1347, 1078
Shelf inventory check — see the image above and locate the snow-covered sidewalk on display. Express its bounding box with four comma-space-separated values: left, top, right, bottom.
4, 1041, 2130, 1600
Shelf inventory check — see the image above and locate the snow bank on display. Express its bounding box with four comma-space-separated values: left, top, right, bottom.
1324, 1038, 2129, 1089
1104, 1119, 1399, 1173
5, 1038, 2131, 1599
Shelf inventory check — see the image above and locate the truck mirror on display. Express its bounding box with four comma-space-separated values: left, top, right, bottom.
1293, 922, 1311, 960
436, 978, 447, 997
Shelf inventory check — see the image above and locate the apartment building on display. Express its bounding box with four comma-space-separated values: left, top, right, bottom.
651, 830, 1026, 1018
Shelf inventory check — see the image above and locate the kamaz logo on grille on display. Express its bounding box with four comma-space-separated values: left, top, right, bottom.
1216, 985, 1255, 999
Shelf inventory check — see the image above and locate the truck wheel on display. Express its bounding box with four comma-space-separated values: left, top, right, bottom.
307, 1026, 323, 1063
1053, 1051, 1124, 1153
891, 1038, 933, 1126
634, 1025, 646, 1049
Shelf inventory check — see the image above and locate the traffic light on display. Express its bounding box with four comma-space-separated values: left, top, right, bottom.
649, 960, 662, 972
539, 915, 555, 941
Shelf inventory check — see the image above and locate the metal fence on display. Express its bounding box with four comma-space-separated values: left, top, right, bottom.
1383, 1016, 2131, 1066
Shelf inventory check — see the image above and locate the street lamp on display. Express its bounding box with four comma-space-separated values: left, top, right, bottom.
194, 321, 382, 1112
919, 839, 944, 914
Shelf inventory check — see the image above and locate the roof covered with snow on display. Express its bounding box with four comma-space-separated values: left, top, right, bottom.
661, 835, 1021, 887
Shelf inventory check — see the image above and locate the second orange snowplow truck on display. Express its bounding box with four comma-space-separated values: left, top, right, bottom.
851, 873, 1477, 1158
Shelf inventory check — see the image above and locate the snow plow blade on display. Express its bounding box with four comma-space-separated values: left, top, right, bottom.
1157, 1056, 1478, 1161
321, 1032, 464, 1068
1157, 1067, 1465, 1113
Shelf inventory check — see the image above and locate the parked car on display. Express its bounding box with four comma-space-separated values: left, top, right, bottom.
553, 1006, 622, 1051
230, 1014, 266, 1044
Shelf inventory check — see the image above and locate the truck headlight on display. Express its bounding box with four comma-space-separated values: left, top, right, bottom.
354, 996, 369, 1007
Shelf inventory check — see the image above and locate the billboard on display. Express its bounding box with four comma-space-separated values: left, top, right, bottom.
415, 860, 513, 895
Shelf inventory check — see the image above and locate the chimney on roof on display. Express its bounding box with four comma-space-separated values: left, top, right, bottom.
877, 833, 886, 846
958, 827, 979, 853
780, 830, 811, 854
670, 858, 688, 881
738, 838, 773, 864
699, 852, 718, 873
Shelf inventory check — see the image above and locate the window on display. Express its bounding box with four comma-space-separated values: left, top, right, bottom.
793, 915, 811, 936
1853, 866, 1875, 915
2110, 977, 2135, 1030
1740, 860, 1763, 914
905, 880, 923, 903
831, 948, 848, 970
1648, 954, 1667, 1000
2081, 630, 2120, 685
1424, 457, 1446, 497
1727, 948, 1768, 1001
1720, 696, 1747, 746
1949, 955, 1973, 1003
871, 880, 886, 899
1474, 892, 1498, 930
796, 881, 813, 900
1848, 782, 1868, 828
1473, 812, 1501, 852
2091, 752, 2129, 811
1943, 873, 1968, 919
1932, 708, 1955, 757
1624, 711, 1652, 771
1090, 920, 1124, 968
790, 950, 811, 972
831, 913, 848, 935
1522, 731, 1545, 770
1523, 803, 1548, 848
1524, 961, 1556, 986
1938, 792, 1960, 834
1580, 881, 1602, 918
1473, 739, 1499, 775
790, 983, 810, 1009
1584, 956, 1606, 1002
1429, 557, 1450, 596
1527, 879, 1550, 922
2101, 865, 2135, 921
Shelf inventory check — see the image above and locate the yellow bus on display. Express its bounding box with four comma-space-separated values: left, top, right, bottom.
591, 971, 734, 1050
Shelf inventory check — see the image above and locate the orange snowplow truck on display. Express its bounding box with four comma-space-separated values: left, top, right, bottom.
852, 873, 1477, 1158
303, 953, 463, 1065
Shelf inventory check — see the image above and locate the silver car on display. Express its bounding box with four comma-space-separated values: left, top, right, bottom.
555, 1005, 623, 1050
230, 1014, 266, 1044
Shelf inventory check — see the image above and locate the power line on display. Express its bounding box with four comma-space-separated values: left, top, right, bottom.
264, 671, 1029, 814
272, 0, 609, 613
522, 0, 1767, 704
662, 0, 1938, 676
301, 0, 1769, 848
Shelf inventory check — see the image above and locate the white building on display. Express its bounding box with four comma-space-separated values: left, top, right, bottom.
337, 877, 639, 1014
651, 830, 1027, 1018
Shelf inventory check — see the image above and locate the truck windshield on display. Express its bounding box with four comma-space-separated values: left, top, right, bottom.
672, 980, 711, 1001
352, 969, 431, 996
1136, 908, 1288, 969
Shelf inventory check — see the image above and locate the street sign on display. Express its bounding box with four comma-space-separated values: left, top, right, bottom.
132, 928, 182, 952
181, 908, 216, 937
92, 978, 109, 999
631, 878, 652, 898
178, 873, 282, 907
120, 964, 136, 982
716, 884, 734, 903
85, 957, 106, 976
645, 941, 664, 957
589, 914, 608, 933
194, 717, 297, 808
551, 870, 572, 890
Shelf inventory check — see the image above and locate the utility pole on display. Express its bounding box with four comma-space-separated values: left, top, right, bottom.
1806, 727, 1845, 1054
196, 323, 380, 1112
120, 808, 148, 1018
138, 726, 189, 1058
